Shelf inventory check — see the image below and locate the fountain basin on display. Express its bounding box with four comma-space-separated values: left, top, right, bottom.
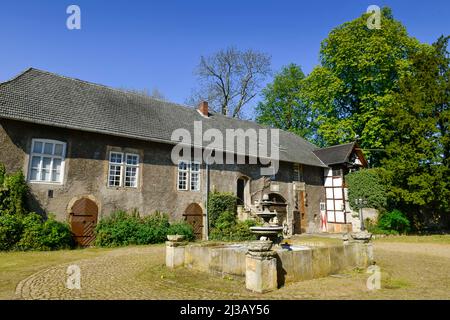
249, 226, 283, 236
247, 240, 273, 252
181, 241, 373, 284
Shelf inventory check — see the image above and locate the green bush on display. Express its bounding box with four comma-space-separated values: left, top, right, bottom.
95, 210, 193, 247
139, 212, 170, 244
167, 221, 195, 241
377, 209, 411, 235
0, 214, 23, 250
210, 211, 257, 242
364, 217, 393, 235
0, 165, 29, 217
346, 169, 387, 211
207, 192, 237, 228
16, 213, 73, 251
95, 210, 143, 247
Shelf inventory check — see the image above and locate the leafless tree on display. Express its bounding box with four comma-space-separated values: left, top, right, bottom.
189, 47, 271, 118
124, 87, 166, 101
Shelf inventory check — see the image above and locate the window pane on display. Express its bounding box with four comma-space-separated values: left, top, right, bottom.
44, 143, 53, 155
126, 154, 139, 166
54, 144, 64, 156
30, 169, 39, 181
178, 161, 188, 171
110, 153, 123, 164
191, 162, 200, 172
52, 170, 61, 182
41, 158, 52, 181
125, 166, 138, 187
51, 159, 62, 182
108, 165, 122, 186
191, 172, 200, 191
52, 158, 62, 171
33, 141, 43, 153
31, 156, 41, 169
178, 171, 187, 190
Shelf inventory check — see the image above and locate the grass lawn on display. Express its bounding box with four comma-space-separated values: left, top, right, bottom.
0, 247, 115, 299
374, 234, 450, 244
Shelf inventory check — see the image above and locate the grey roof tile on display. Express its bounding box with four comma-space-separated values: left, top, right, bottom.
313, 142, 355, 166
0, 68, 328, 167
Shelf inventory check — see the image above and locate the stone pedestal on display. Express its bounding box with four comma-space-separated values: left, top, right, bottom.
165, 235, 187, 269
245, 241, 278, 293
343, 231, 374, 266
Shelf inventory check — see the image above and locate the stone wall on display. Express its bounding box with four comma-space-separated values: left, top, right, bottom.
176, 242, 373, 284
0, 119, 325, 236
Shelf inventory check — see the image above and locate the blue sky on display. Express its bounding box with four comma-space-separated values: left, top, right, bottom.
1, 0, 449, 117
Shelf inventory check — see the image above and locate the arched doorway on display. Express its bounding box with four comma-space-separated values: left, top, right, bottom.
237, 176, 250, 207
69, 198, 98, 247
183, 203, 203, 240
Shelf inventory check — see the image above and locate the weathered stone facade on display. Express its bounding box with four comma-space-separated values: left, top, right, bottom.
0, 118, 326, 236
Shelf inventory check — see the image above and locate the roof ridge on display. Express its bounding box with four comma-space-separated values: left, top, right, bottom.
0, 67, 34, 87
316, 141, 355, 151
27, 67, 198, 111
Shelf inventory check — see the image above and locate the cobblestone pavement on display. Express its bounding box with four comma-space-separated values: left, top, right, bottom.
14, 244, 450, 300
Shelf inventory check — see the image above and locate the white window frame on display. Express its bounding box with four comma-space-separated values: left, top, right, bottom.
108, 151, 139, 188
28, 139, 66, 185
177, 161, 201, 191
124, 153, 139, 188
190, 161, 201, 191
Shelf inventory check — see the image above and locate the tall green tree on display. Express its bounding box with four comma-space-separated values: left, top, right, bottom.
255, 64, 319, 143
433, 36, 450, 171
381, 37, 450, 230
302, 7, 425, 164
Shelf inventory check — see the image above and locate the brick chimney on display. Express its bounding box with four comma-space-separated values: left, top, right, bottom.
198, 101, 209, 117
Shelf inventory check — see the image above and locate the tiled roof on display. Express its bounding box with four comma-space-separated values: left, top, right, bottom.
0, 68, 328, 167
312, 142, 356, 166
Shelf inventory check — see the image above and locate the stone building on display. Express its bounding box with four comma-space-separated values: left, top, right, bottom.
0, 68, 368, 245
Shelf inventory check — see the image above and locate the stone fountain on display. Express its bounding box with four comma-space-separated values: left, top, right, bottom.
250, 194, 284, 244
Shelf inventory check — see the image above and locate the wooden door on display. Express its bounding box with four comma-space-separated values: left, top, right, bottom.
70, 198, 98, 247
293, 211, 301, 234
183, 203, 203, 240
299, 191, 307, 233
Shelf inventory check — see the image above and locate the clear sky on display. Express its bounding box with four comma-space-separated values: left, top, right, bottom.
0, 0, 449, 117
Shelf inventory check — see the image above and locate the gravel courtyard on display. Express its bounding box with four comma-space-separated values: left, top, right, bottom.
3, 238, 450, 300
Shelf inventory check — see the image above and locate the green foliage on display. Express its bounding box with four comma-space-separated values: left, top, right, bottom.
17, 213, 73, 251
302, 7, 424, 157
0, 168, 28, 216
95, 210, 194, 247
377, 210, 411, 235
0, 212, 73, 251
207, 192, 237, 228
381, 36, 450, 230
0, 163, 5, 186
167, 221, 195, 241
346, 169, 387, 211
0, 214, 23, 250
256, 64, 320, 143
0, 162, 73, 251
210, 211, 257, 242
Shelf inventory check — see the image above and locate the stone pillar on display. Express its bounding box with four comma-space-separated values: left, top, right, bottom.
245, 241, 278, 293
343, 231, 373, 267
165, 235, 187, 269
